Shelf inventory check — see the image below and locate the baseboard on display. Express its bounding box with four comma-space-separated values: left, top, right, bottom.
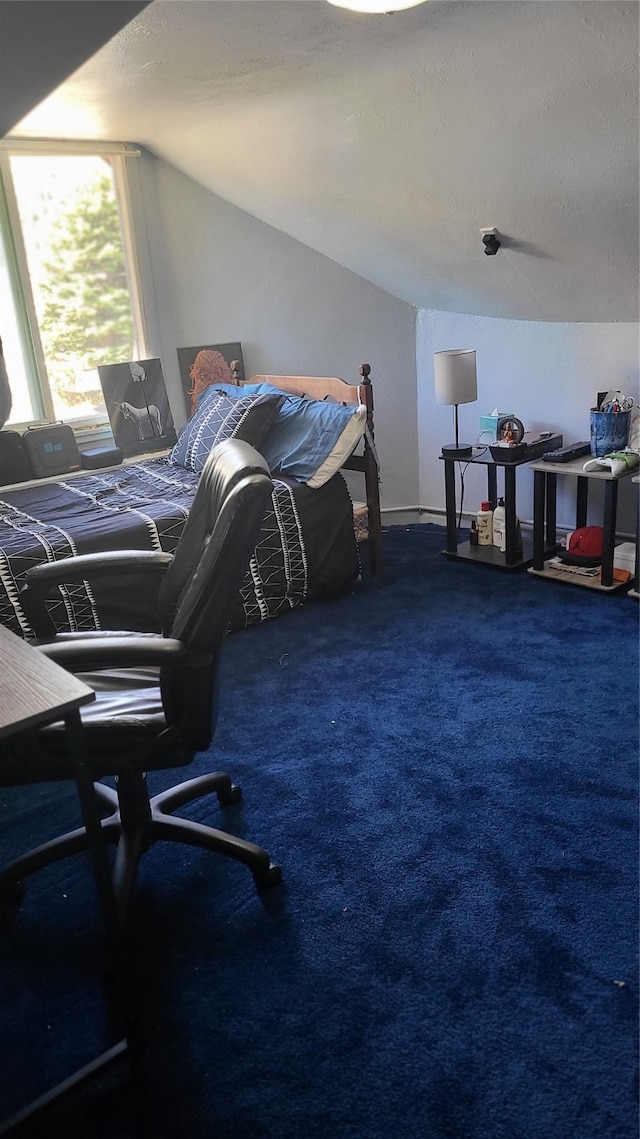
379, 506, 634, 543
380, 506, 443, 528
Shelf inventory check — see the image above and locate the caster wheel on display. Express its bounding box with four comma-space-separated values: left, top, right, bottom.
255, 863, 282, 892
218, 783, 242, 807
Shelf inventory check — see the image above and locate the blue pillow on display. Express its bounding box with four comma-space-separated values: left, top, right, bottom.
169, 388, 282, 473
208, 383, 366, 488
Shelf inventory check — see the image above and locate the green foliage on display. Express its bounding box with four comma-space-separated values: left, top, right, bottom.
38, 170, 134, 407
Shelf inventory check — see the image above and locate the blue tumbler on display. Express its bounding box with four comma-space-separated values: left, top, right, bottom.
589, 410, 630, 457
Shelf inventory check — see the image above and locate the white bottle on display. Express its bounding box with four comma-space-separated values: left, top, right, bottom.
476, 501, 493, 545
492, 497, 506, 551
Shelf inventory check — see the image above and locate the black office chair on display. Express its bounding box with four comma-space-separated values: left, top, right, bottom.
0, 439, 281, 922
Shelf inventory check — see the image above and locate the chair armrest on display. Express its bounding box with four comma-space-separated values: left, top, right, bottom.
38, 636, 212, 673
24, 550, 174, 589
21, 551, 174, 638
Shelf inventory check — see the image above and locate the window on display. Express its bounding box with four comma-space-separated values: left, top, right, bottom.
0, 142, 146, 430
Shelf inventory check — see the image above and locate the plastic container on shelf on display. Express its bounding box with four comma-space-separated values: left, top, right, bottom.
589, 410, 630, 457
476, 501, 493, 545
492, 497, 506, 550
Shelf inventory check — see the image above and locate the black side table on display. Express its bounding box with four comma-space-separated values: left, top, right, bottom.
441, 451, 550, 570
528, 455, 636, 591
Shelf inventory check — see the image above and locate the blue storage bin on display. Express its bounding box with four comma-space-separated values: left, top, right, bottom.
589, 410, 630, 457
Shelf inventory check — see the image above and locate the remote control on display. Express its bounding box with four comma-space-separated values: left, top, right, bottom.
543, 442, 591, 463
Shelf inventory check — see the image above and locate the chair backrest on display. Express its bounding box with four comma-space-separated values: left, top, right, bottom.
158, 438, 272, 642
157, 439, 272, 741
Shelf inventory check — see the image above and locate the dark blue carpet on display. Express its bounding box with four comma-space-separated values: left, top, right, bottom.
0, 524, 638, 1138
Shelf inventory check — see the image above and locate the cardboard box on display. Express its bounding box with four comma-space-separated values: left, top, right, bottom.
614, 542, 636, 574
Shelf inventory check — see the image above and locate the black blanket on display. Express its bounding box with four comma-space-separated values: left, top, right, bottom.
0, 457, 360, 638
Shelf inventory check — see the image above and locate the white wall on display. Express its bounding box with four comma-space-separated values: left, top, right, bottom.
134, 151, 418, 512
417, 310, 640, 535
131, 150, 639, 536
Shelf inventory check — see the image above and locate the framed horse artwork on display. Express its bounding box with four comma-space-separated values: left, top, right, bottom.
98, 358, 177, 458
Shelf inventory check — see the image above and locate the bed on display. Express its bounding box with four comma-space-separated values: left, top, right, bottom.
0, 366, 382, 640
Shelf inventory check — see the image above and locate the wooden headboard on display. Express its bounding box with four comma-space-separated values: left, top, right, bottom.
243, 364, 383, 576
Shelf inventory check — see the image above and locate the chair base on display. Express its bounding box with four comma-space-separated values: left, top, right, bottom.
0, 771, 281, 922
0, 1040, 130, 1138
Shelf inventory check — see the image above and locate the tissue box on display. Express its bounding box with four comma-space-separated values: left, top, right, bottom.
479, 413, 513, 438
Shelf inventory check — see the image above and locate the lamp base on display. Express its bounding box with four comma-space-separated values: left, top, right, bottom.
441, 443, 473, 459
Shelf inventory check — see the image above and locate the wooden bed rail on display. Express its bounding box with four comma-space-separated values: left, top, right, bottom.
248, 373, 364, 406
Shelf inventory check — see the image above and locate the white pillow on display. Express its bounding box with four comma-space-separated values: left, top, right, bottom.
305, 404, 367, 488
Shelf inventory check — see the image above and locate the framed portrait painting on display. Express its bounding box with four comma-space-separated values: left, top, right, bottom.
177, 342, 245, 418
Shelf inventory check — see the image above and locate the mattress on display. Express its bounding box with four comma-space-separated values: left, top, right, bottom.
0, 456, 360, 638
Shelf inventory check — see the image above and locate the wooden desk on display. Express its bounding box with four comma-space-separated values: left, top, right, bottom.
0, 625, 117, 925
0, 623, 94, 737
0, 626, 128, 1136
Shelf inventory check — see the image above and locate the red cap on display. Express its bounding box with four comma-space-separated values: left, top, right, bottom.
481, 501, 492, 511
562, 525, 604, 566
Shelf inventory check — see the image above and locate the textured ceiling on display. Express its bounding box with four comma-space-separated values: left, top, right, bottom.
0, 1, 150, 138
9, 0, 640, 322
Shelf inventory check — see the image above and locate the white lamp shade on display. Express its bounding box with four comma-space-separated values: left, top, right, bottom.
434, 349, 477, 406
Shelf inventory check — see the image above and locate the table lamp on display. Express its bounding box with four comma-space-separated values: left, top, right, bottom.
434, 349, 478, 458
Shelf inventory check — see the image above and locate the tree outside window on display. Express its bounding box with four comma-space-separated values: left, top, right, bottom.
1, 150, 141, 427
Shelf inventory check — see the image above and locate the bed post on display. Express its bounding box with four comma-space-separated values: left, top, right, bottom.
358, 364, 384, 576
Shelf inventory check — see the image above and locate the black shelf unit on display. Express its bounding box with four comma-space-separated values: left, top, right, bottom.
528, 455, 636, 591
440, 450, 557, 571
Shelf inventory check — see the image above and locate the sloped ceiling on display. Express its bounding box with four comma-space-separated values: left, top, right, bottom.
0, 1, 150, 137
7, 0, 640, 322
